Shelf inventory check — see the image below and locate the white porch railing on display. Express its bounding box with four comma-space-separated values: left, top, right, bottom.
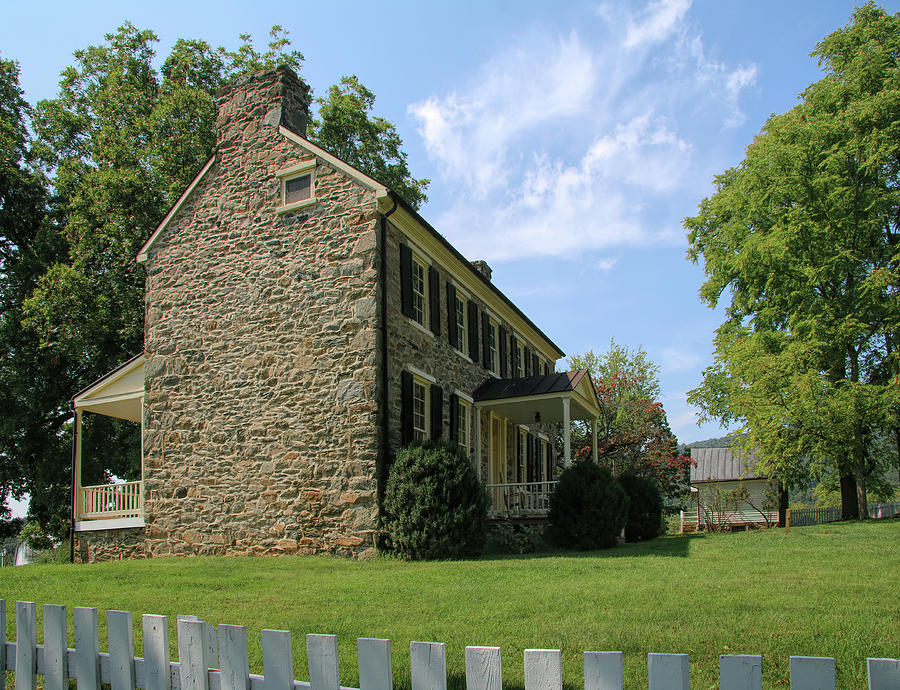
78, 481, 143, 520
486, 481, 557, 516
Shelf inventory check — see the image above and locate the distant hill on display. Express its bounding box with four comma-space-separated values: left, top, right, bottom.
683, 435, 743, 450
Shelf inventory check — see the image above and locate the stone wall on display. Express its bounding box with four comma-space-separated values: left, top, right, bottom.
134, 68, 380, 559
74, 528, 146, 563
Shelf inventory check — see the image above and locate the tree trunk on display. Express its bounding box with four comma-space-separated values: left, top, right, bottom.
777, 486, 789, 527
856, 474, 869, 520
840, 473, 859, 520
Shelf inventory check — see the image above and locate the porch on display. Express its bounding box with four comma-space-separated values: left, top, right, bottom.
475, 370, 602, 518
72, 354, 146, 531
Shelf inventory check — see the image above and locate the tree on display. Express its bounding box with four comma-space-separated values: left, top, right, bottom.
685, 3, 900, 519
2, 25, 428, 536
309, 75, 429, 209
568, 340, 693, 506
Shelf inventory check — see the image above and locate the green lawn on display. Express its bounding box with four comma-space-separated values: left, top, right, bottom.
1, 520, 898, 689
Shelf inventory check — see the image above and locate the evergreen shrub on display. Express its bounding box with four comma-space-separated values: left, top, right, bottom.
618, 472, 664, 542
548, 461, 628, 550
382, 440, 488, 560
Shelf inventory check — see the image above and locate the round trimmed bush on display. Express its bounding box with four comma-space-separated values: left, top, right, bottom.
618, 472, 664, 542
382, 440, 488, 560
548, 461, 628, 550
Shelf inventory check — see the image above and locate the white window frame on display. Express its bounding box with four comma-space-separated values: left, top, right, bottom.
411, 254, 427, 328
516, 336, 525, 377
517, 426, 528, 483
412, 374, 430, 442
457, 398, 471, 455
275, 160, 317, 213
454, 290, 468, 354
488, 318, 499, 375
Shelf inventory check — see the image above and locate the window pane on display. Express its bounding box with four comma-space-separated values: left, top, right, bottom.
455, 296, 466, 351
285, 174, 311, 203
412, 261, 425, 325
413, 381, 426, 440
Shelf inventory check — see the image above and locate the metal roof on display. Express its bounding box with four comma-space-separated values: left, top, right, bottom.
474, 370, 589, 402
690, 447, 765, 483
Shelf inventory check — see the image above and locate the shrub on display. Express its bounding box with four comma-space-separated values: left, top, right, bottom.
548, 461, 628, 550
382, 440, 488, 560
618, 473, 664, 542
484, 523, 545, 555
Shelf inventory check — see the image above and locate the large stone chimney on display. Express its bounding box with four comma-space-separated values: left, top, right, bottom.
472, 260, 493, 282
214, 66, 311, 151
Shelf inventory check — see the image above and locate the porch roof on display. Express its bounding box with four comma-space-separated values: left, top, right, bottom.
473, 370, 601, 424
73, 354, 145, 422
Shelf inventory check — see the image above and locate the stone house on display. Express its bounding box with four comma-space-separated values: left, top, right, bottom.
71, 67, 602, 562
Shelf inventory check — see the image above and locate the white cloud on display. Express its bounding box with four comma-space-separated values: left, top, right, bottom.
623, 0, 692, 49
408, 1, 758, 262
661, 347, 703, 372
595, 256, 618, 272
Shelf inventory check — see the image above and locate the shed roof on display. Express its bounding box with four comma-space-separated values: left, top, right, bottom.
690, 447, 765, 483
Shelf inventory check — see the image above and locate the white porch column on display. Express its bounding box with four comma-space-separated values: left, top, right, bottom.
591, 416, 598, 465
474, 405, 482, 481
74, 408, 83, 520
562, 397, 571, 467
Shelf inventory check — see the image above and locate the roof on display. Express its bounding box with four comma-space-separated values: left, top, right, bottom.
474, 370, 591, 402
690, 447, 765, 483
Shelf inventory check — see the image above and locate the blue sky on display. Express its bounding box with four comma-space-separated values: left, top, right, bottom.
3, 1, 896, 446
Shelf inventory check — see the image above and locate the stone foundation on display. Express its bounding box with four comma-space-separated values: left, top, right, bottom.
74, 528, 147, 563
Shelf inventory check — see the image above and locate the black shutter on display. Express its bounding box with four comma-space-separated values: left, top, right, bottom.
481, 312, 491, 369
468, 301, 479, 360
428, 266, 440, 335
533, 354, 540, 377
512, 339, 520, 378
449, 393, 459, 441
400, 244, 413, 319
548, 443, 554, 480
524, 347, 532, 376
401, 370, 413, 445
430, 384, 443, 440
516, 431, 522, 483
544, 362, 551, 376
446, 282, 457, 348
499, 326, 508, 378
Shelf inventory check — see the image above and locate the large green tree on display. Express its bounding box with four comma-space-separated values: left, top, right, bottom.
2, 24, 429, 537
685, 3, 900, 519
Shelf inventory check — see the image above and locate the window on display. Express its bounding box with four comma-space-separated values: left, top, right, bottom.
455, 293, 467, 352
539, 439, 548, 482
488, 319, 498, 374
411, 256, 426, 326
276, 160, 316, 212
412, 376, 429, 441
457, 399, 470, 453
517, 428, 527, 483
515, 338, 524, 378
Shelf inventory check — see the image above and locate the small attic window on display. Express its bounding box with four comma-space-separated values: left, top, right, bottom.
276, 160, 316, 213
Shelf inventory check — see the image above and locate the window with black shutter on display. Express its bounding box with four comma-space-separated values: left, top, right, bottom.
526, 432, 535, 482
400, 244, 413, 319
449, 393, 459, 441
401, 370, 414, 444
524, 346, 532, 376
481, 312, 491, 369
446, 283, 457, 348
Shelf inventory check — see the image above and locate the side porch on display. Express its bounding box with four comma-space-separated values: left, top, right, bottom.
72, 354, 146, 532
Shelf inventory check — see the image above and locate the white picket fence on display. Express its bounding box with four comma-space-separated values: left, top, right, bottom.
2, 599, 899, 690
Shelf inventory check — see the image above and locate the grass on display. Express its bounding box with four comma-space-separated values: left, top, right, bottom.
1, 519, 898, 689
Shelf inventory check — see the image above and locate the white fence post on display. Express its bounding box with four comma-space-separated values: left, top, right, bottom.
790, 656, 835, 690
584, 651, 623, 690
720, 655, 762, 690
306, 634, 338, 690
465, 647, 501, 690
108, 610, 136, 690
178, 619, 210, 690
410, 642, 446, 690
15, 601, 36, 690
648, 653, 689, 690
42, 604, 68, 690
261, 630, 293, 690
0, 600, 5, 690
74, 607, 101, 690
142, 615, 172, 690
357, 638, 392, 690
524, 649, 561, 690
218, 625, 250, 690
867, 658, 900, 689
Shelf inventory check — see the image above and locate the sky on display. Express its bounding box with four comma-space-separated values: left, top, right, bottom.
3, 0, 897, 449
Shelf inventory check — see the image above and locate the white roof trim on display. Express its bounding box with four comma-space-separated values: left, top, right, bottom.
136, 155, 216, 264
278, 126, 389, 198
74, 354, 145, 405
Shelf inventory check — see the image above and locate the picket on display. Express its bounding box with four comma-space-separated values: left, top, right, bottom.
0, 599, 896, 690
867, 657, 900, 689
42, 605, 67, 690
790, 656, 835, 690
647, 653, 689, 690
583, 651, 622, 690
410, 641, 446, 690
